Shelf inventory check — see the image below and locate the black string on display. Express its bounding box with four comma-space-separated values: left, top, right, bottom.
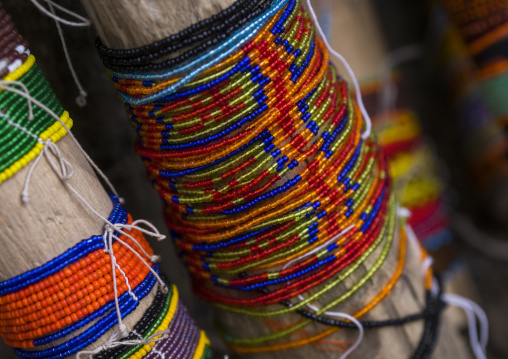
245, 272, 445, 358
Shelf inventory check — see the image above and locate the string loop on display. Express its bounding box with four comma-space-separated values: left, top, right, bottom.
30, 0, 90, 27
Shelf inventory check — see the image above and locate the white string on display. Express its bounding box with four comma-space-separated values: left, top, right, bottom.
0, 81, 120, 198
420, 252, 488, 359
106, 227, 167, 290
441, 293, 488, 359
398, 208, 489, 359
30, 0, 90, 106
48, 2, 88, 106
151, 348, 166, 359
282, 224, 355, 271
105, 227, 129, 337
324, 312, 364, 359
76, 323, 174, 359
304, 299, 364, 359
305, 0, 372, 139
18, 139, 168, 335
0, 81, 34, 120
115, 259, 138, 301
30, 0, 90, 27
396, 206, 412, 219
0, 111, 38, 139
21, 139, 74, 203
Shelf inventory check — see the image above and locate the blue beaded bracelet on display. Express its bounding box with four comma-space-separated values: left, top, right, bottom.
16, 264, 160, 359
0, 195, 125, 296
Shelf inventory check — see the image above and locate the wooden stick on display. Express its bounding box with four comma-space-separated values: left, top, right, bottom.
0, 14, 156, 359
80, 0, 473, 357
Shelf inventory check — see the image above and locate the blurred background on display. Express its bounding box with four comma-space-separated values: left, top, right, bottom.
2, 0, 508, 358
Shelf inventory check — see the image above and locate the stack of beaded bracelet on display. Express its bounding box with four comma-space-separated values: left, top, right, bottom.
433, 0, 508, 193
98, 0, 443, 356
0, 5, 216, 358
361, 76, 452, 252
442, 0, 508, 67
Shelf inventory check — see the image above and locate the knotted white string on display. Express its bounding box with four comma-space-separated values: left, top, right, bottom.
30, 0, 89, 106
21, 138, 74, 204
17, 135, 169, 338
104, 226, 129, 337
0, 80, 34, 120
48, 2, 88, 106
76, 323, 173, 359
306, 0, 372, 139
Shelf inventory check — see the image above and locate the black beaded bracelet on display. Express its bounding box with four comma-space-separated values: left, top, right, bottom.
100, 0, 273, 73
246, 272, 444, 359
411, 287, 443, 359
93, 274, 171, 359
95, 0, 253, 57
101, 0, 263, 67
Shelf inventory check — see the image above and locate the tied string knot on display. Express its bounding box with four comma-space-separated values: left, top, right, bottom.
102, 220, 169, 340
75, 324, 173, 359
22, 138, 74, 204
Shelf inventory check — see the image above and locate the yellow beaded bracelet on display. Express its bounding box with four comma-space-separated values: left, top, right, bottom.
0, 112, 73, 184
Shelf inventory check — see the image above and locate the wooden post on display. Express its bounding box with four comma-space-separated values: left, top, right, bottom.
80, 0, 473, 358
0, 9, 157, 358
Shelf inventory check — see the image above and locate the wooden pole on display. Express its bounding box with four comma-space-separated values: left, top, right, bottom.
0, 10, 157, 358
80, 0, 473, 358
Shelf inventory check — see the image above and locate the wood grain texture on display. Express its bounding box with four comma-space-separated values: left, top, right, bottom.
0, 135, 110, 280
79, 0, 473, 357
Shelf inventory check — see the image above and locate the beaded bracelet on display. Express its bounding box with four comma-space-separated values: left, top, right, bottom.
101, 0, 273, 73
0, 53, 73, 184
442, 0, 508, 55
96, 0, 252, 57
0, 193, 213, 359
436, 0, 508, 193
